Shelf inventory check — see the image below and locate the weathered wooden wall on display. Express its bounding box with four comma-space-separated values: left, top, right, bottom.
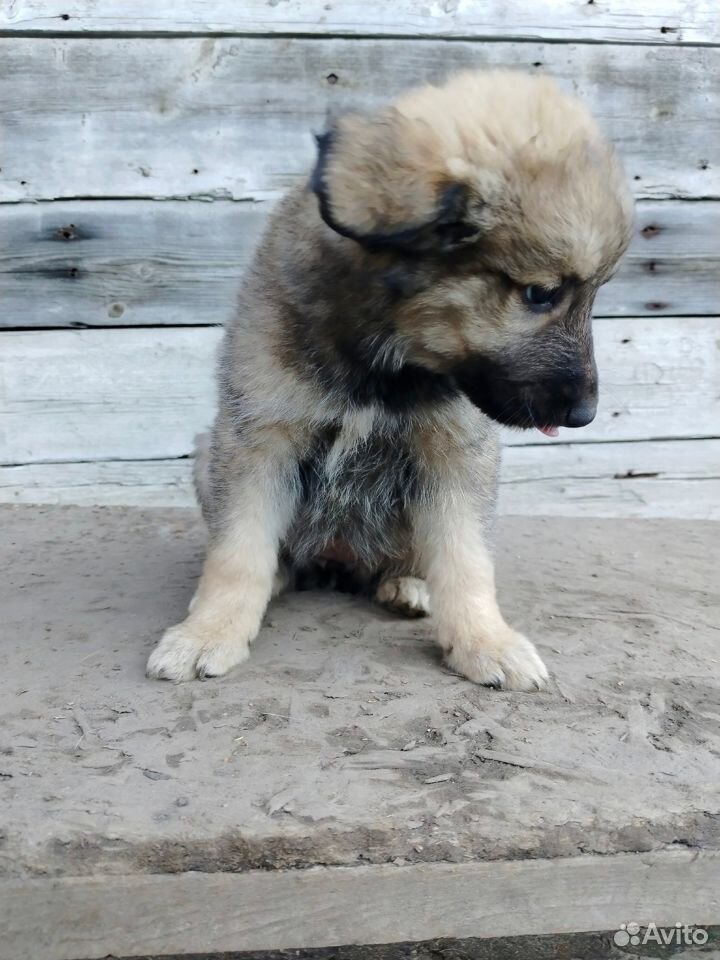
1, 2, 718, 516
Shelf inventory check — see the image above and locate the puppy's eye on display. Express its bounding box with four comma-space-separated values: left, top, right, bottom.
522, 284, 564, 314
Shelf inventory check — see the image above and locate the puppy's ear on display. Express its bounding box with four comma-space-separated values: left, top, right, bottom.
311, 110, 483, 254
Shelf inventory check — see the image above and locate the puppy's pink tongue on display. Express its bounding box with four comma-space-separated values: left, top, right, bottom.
537, 425, 559, 438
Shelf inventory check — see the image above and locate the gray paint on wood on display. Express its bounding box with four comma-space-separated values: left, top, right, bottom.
2, 0, 717, 44
1, 38, 718, 202
2, 199, 718, 328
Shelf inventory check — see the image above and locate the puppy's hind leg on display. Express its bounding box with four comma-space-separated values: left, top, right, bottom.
375, 575, 431, 618
272, 557, 295, 597
147, 431, 299, 682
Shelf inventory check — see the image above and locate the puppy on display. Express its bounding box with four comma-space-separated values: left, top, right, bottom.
147, 69, 633, 688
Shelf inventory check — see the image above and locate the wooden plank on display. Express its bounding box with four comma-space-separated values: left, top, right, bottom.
0, 200, 267, 328
501, 439, 720, 518
0, 327, 221, 464
1, 0, 717, 44
2, 199, 718, 328
2, 850, 719, 960
1, 38, 717, 203
3, 440, 718, 519
0, 458, 196, 506
1, 318, 718, 465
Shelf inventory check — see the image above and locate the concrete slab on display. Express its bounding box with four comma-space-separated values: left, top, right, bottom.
1, 506, 719, 958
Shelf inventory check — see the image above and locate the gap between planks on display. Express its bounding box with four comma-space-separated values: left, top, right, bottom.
0, 30, 718, 48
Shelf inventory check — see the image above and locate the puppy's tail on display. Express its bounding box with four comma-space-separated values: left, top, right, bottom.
192, 431, 212, 518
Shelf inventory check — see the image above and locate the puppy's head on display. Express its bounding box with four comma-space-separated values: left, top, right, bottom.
311, 70, 634, 433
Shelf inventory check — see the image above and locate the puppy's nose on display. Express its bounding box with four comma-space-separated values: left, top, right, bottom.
564, 397, 597, 428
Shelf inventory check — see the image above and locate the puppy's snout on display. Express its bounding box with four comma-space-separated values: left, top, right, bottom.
558, 375, 597, 428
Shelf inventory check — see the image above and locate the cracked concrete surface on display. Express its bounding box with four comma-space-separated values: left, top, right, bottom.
1, 506, 719, 881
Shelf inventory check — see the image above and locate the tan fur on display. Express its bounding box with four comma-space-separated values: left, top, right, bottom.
147, 70, 632, 689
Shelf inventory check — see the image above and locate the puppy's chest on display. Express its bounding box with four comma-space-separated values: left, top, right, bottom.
289, 409, 419, 559
300, 409, 417, 504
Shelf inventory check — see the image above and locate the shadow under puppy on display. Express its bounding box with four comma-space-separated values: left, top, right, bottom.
147, 69, 633, 688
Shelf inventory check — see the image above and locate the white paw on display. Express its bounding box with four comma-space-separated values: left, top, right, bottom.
376, 576, 431, 618
146, 621, 249, 682
445, 630, 548, 691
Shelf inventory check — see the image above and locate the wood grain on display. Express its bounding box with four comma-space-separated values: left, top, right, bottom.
1, 38, 717, 202
3, 440, 717, 518
2, 199, 718, 328
2, 0, 717, 44
1, 318, 718, 466
2, 850, 719, 960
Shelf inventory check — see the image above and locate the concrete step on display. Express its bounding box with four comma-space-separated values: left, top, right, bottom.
1, 507, 718, 959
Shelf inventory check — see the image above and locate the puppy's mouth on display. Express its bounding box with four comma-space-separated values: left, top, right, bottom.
451, 363, 550, 432
451, 362, 594, 435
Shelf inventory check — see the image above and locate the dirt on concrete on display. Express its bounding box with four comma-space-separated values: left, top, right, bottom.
1, 506, 719, 879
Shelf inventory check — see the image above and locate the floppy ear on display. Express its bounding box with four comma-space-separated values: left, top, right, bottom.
311, 109, 483, 254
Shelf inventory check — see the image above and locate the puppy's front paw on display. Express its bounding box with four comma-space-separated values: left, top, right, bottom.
146, 621, 249, 682
445, 629, 548, 691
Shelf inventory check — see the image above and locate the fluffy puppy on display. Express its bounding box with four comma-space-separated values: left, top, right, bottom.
147, 69, 633, 688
